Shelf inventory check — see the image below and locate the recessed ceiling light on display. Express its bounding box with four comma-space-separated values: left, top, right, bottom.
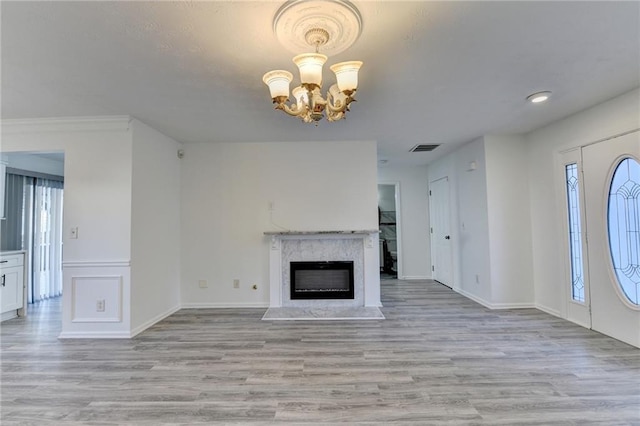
527, 91, 552, 103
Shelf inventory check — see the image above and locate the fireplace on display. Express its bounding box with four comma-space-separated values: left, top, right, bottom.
290, 261, 354, 300
263, 230, 383, 316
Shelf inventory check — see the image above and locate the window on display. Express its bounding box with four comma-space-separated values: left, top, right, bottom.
608, 157, 640, 305
565, 163, 585, 302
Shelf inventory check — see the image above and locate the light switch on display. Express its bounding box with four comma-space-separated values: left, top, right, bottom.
70, 227, 78, 239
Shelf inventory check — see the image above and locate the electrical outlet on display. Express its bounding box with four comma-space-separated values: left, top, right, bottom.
70, 227, 79, 239
233, 279, 240, 289
96, 299, 105, 312
198, 280, 208, 288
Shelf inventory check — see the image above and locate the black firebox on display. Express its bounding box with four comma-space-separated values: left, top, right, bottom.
290, 261, 355, 300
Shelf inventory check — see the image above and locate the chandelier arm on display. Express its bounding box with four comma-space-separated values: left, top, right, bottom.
325, 97, 347, 114
325, 90, 355, 114
327, 101, 347, 114
326, 110, 345, 121
276, 101, 308, 117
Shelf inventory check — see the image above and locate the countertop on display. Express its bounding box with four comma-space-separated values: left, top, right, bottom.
0, 250, 26, 256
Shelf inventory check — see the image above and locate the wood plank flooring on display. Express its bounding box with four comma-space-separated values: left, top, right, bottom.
2, 279, 639, 425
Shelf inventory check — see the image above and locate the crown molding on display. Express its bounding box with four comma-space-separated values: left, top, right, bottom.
1, 116, 132, 135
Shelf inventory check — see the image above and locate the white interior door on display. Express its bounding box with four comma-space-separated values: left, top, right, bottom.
582, 131, 640, 348
560, 149, 592, 328
429, 177, 452, 287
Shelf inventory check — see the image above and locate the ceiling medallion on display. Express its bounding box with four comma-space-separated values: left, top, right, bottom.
263, 0, 363, 124
273, 0, 362, 56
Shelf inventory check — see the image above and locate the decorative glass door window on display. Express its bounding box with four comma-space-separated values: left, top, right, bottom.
565, 163, 585, 302
608, 157, 640, 305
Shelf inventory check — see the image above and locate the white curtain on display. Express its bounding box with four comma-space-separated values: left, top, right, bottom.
31, 179, 64, 302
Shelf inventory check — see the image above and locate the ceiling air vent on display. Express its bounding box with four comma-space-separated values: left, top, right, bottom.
410, 144, 441, 152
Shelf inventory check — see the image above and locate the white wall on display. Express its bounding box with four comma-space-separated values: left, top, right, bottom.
484, 134, 535, 306
525, 88, 640, 317
130, 119, 182, 335
180, 141, 379, 307
1, 117, 134, 337
378, 165, 431, 279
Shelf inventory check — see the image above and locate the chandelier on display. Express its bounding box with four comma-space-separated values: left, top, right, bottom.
262, 0, 363, 124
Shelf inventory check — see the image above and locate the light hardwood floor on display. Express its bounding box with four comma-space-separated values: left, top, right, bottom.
2, 279, 639, 425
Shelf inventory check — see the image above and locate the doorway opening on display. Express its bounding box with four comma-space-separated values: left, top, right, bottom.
378, 183, 401, 279
1, 152, 64, 322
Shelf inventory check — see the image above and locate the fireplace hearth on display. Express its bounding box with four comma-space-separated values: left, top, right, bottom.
290, 261, 354, 300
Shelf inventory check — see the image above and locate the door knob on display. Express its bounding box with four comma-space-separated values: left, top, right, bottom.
444, 235, 450, 240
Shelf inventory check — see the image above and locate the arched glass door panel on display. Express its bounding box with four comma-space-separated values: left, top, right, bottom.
608, 157, 640, 305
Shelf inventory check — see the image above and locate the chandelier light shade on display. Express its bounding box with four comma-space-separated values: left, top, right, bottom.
262, 0, 364, 124
293, 53, 327, 87
330, 61, 362, 93
262, 70, 293, 99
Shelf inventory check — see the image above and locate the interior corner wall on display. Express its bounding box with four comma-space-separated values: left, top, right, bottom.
377, 165, 431, 279
180, 141, 379, 308
452, 139, 493, 304
484, 135, 534, 307
1, 118, 134, 337
427, 138, 492, 305
130, 119, 182, 335
525, 88, 640, 317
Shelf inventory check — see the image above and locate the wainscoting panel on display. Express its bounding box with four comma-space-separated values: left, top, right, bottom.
60, 261, 131, 338
71, 275, 123, 323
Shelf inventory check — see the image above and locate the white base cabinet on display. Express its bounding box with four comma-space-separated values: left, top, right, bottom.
1, 252, 25, 321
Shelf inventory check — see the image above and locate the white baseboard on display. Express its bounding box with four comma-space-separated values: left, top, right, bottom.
534, 303, 563, 318
490, 301, 536, 309
1, 310, 19, 322
130, 304, 181, 338
58, 331, 132, 339
399, 275, 431, 280
456, 288, 534, 310
456, 287, 494, 309
181, 302, 268, 309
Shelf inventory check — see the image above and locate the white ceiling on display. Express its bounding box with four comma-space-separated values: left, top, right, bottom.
2, 1, 639, 166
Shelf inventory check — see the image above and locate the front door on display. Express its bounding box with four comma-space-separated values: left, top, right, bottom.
582, 131, 640, 347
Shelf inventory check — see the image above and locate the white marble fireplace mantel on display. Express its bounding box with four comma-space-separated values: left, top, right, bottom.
264, 230, 380, 235
263, 230, 383, 320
